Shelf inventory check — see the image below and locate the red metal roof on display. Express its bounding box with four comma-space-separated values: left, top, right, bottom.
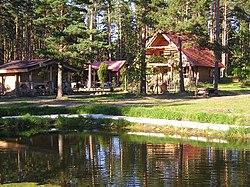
91, 60, 126, 72
165, 33, 224, 68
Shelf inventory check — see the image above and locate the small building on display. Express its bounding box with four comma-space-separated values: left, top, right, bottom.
146, 33, 224, 92
0, 59, 78, 96
86, 60, 126, 87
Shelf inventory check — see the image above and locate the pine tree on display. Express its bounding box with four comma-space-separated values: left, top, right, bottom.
34, 0, 92, 98
228, 0, 250, 83
213, 0, 220, 89
133, 0, 166, 94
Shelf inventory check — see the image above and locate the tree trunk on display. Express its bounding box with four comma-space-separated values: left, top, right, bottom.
209, 3, 214, 43
23, 12, 28, 60
178, 36, 185, 92
221, 0, 228, 77
0, 2, 3, 64
28, 0, 33, 60
107, 0, 112, 61
213, 0, 220, 89
15, 13, 20, 60
3, 38, 9, 62
87, 0, 96, 90
140, 7, 147, 95
57, 62, 63, 99
118, 0, 122, 60
185, 1, 189, 22
140, 28, 147, 94
0, 39, 3, 64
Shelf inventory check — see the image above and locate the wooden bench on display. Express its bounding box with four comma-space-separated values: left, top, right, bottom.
195, 87, 218, 97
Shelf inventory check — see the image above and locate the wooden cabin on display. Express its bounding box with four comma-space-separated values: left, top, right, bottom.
0, 59, 78, 96
146, 33, 224, 92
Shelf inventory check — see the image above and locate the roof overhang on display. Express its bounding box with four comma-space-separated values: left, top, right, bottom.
0, 69, 29, 74
0, 59, 79, 75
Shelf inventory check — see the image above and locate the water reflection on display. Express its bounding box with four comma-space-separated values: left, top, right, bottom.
0, 133, 250, 186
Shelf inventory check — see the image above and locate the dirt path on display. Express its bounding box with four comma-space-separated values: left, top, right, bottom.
0, 92, 250, 108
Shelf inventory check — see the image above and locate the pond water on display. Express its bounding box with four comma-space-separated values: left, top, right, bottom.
0, 133, 250, 186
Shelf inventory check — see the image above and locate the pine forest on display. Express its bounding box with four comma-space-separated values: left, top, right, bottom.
0, 0, 249, 93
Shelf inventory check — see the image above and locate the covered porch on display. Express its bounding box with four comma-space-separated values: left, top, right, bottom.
0, 59, 78, 96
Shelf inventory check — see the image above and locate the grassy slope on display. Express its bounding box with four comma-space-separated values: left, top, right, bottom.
72, 82, 250, 125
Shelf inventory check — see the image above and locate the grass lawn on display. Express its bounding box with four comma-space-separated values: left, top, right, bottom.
0, 183, 59, 187
0, 82, 250, 126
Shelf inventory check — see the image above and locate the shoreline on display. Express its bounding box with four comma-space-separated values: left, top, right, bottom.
2, 113, 250, 131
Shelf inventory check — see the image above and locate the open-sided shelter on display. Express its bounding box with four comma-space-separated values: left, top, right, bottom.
86, 60, 126, 87
0, 59, 78, 96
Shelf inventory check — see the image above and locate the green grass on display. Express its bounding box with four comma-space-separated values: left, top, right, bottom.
0, 115, 131, 137
0, 183, 59, 187
0, 82, 250, 126
0, 99, 249, 126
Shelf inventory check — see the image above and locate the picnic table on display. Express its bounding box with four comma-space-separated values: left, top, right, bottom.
195, 87, 218, 97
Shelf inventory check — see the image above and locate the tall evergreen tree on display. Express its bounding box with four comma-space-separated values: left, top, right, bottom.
34, 0, 92, 98
0, 0, 249, 92
133, 0, 166, 94
228, 0, 250, 83
213, 0, 220, 89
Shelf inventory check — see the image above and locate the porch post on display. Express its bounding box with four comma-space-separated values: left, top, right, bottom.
196, 67, 199, 86
189, 65, 193, 80
170, 66, 173, 79
88, 64, 92, 90
29, 72, 33, 90
49, 66, 53, 81
124, 74, 127, 92
156, 73, 159, 94
109, 71, 111, 82
67, 72, 71, 82
15, 74, 20, 96
93, 71, 96, 89
1, 76, 4, 94
49, 66, 54, 94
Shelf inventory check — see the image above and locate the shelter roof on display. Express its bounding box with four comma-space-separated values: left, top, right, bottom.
0, 59, 78, 74
91, 60, 126, 72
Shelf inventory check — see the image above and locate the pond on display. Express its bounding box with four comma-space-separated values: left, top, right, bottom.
0, 133, 250, 186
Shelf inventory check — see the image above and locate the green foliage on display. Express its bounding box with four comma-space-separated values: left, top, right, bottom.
0, 106, 70, 116
0, 115, 131, 137
97, 62, 108, 85
0, 0, 249, 87
0, 182, 59, 187
155, 0, 210, 36
229, 21, 250, 82
225, 127, 250, 139
226, 1, 250, 82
